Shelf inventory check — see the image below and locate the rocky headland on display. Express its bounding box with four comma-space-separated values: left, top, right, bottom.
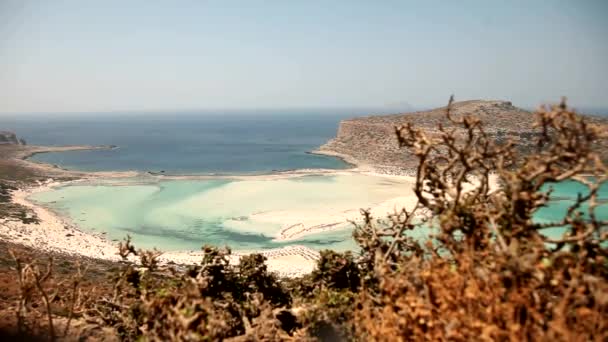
0, 143, 127, 185
0, 131, 26, 145
315, 100, 608, 175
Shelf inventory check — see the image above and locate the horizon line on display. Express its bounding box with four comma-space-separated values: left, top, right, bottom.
2, 102, 608, 117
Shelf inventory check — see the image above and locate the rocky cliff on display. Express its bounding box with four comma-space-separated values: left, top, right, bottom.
317, 100, 608, 174
0, 131, 25, 145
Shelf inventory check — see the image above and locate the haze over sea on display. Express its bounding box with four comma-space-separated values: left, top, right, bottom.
1, 111, 606, 252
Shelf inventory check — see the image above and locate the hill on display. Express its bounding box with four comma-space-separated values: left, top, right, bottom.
316, 100, 608, 174
0, 131, 25, 146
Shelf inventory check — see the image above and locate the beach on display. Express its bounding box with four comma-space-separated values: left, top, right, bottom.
0, 142, 418, 277
0, 142, 511, 277
0, 167, 425, 276
1, 143, 513, 276
0, 180, 321, 277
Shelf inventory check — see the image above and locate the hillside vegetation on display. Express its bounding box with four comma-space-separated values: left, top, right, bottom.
1, 98, 607, 341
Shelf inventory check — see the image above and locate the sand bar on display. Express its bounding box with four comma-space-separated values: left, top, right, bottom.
0, 144, 494, 277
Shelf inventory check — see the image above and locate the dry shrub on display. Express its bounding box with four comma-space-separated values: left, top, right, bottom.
353, 97, 608, 341
90, 242, 295, 341
7, 250, 89, 341
288, 250, 361, 340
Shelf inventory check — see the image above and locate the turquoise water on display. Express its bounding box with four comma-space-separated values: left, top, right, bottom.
30, 175, 415, 252
534, 180, 608, 240
29, 177, 608, 252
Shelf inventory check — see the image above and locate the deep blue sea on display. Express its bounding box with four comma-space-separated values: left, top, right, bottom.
0, 110, 366, 174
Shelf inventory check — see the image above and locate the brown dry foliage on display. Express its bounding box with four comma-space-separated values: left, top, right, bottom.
6, 250, 92, 341
353, 97, 608, 341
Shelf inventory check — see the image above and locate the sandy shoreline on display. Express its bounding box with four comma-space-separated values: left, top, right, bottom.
0, 143, 437, 278
0, 170, 420, 275
0, 144, 501, 277
3, 144, 363, 276
0, 180, 122, 261
10, 144, 139, 179
310, 149, 373, 172
0, 144, 384, 277
0, 179, 327, 277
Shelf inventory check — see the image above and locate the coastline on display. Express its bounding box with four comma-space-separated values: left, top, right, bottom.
0, 143, 502, 277
0, 180, 325, 277
309, 148, 370, 172
15, 143, 367, 181
0, 180, 123, 262
0, 144, 384, 277
14, 144, 140, 179
311, 147, 419, 176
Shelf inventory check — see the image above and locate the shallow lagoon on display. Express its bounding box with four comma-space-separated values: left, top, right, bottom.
535, 180, 608, 240
30, 177, 607, 252
30, 175, 415, 252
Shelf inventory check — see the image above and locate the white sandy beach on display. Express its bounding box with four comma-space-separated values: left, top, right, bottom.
0, 179, 324, 277
0, 153, 499, 278
0, 181, 123, 261
3, 180, 320, 276
266, 194, 420, 241
265, 172, 500, 241
0, 176, 346, 277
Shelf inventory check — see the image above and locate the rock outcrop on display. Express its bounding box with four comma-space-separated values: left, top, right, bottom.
317, 100, 608, 174
0, 131, 25, 145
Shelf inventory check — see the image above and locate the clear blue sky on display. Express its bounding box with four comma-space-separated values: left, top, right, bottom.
1, 0, 607, 113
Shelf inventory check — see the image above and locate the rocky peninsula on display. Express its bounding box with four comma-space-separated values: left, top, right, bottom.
315, 100, 608, 174
0, 131, 26, 145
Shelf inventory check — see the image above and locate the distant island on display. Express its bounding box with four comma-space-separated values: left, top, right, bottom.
315, 100, 608, 175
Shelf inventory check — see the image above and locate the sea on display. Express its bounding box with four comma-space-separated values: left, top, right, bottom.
1, 110, 606, 252
1, 110, 375, 252
1, 111, 357, 174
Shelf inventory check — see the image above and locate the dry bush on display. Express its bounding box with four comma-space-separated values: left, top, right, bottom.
7, 250, 88, 341
89, 242, 296, 341
286, 250, 361, 340
353, 97, 608, 341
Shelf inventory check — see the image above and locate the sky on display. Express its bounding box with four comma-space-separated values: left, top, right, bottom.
1, 0, 607, 114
